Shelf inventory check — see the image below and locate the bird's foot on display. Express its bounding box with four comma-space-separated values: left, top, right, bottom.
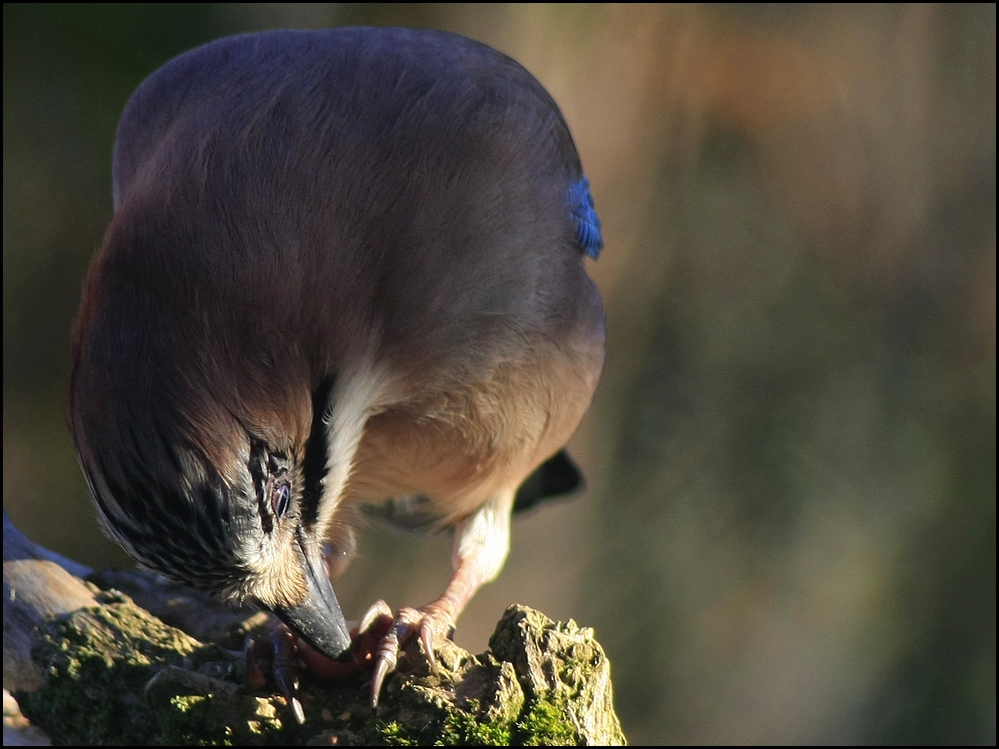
358, 599, 456, 707
243, 602, 453, 716
244, 617, 393, 724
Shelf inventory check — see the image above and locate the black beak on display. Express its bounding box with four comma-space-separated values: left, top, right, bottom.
270, 533, 352, 661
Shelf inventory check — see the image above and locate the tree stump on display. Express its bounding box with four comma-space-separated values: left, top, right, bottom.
4, 511, 626, 745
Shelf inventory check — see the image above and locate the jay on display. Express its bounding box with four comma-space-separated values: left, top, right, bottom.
69, 27, 605, 709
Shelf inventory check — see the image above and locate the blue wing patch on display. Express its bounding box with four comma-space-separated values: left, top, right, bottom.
567, 177, 603, 259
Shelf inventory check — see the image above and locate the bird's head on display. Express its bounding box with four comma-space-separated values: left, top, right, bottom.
68, 243, 353, 660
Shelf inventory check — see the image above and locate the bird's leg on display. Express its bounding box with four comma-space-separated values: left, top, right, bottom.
362, 489, 515, 706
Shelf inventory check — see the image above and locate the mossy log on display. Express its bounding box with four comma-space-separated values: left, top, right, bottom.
3, 512, 625, 745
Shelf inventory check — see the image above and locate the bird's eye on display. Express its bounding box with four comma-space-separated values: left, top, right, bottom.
272, 481, 291, 520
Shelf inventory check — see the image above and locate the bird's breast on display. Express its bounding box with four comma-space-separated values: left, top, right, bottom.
343, 326, 604, 527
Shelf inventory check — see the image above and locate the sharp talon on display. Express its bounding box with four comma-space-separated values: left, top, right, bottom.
289, 695, 306, 726
359, 599, 392, 634
275, 664, 303, 722
370, 622, 402, 707
371, 655, 392, 707
275, 666, 300, 703
270, 624, 307, 722
362, 603, 458, 705
420, 622, 438, 675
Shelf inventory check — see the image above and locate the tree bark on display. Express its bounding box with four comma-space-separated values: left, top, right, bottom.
3, 510, 625, 745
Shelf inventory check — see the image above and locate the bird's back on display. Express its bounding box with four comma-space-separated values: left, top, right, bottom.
108, 28, 596, 383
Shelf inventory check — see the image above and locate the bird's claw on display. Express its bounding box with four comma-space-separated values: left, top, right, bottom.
245, 602, 457, 714
358, 598, 393, 634
271, 626, 306, 724
244, 626, 307, 725
359, 599, 456, 707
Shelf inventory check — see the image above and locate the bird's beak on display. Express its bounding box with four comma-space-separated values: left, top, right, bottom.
271, 533, 353, 661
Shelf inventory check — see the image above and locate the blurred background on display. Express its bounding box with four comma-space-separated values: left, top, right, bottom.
4, 4, 995, 744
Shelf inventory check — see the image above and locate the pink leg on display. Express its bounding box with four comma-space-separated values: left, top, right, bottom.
361, 490, 515, 706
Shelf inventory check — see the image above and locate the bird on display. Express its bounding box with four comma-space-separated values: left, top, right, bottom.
69, 27, 605, 710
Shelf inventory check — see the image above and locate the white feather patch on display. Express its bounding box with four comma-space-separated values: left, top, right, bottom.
314, 345, 396, 538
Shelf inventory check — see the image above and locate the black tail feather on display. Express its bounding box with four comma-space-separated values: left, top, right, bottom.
513, 449, 585, 514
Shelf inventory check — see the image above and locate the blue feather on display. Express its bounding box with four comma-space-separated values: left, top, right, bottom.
567, 178, 603, 259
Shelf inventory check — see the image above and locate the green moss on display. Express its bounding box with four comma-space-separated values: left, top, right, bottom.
17, 601, 293, 746
19, 603, 197, 745
365, 689, 574, 747
440, 708, 513, 745
369, 704, 515, 747
513, 697, 580, 746
159, 694, 232, 746
373, 720, 421, 746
